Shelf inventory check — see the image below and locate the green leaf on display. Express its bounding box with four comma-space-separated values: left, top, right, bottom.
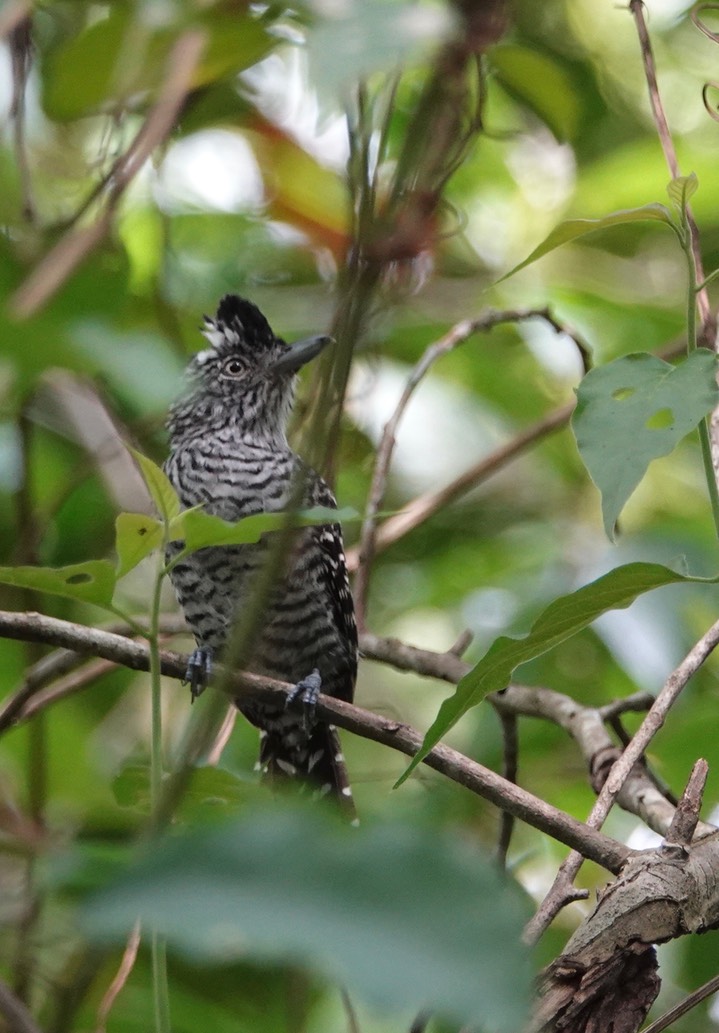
667, 172, 699, 209
115, 512, 164, 578
497, 204, 676, 282
397, 562, 716, 785
113, 762, 254, 817
492, 45, 580, 142
172, 506, 357, 555
42, 8, 274, 121
0, 560, 117, 607
306, 0, 451, 100
129, 448, 180, 523
572, 350, 719, 538
80, 809, 531, 1030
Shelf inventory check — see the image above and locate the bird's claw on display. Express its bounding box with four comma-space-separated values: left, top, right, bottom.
183, 648, 213, 701
286, 668, 322, 733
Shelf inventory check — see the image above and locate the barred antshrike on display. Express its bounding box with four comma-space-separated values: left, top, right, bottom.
165, 295, 357, 805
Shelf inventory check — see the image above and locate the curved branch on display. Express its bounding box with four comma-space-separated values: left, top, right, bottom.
0, 609, 630, 873
346, 401, 573, 572
9, 29, 206, 318
353, 309, 586, 623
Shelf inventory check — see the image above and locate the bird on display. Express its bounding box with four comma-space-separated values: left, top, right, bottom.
164, 294, 357, 810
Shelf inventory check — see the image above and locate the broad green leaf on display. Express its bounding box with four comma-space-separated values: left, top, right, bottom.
667, 172, 699, 209
398, 562, 716, 784
42, 7, 274, 121
80, 809, 531, 1030
0, 560, 117, 607
129, 448, 180, 523
115, 512, 163, 578
171, 506, 357, 555
248, 130, 349, 252
492, 45, 580, 142
306, 0, 451, 101
498, 204, 675, 282
572, 351, 719, 539
113, 762, 254, 817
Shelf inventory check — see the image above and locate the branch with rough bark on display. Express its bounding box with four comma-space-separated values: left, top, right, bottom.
0, 608, 629, 874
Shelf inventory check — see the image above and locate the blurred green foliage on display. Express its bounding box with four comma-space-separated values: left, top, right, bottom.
2, 0, 719, 1030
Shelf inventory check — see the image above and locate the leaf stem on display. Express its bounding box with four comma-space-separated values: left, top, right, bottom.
151, 933, 171, 1033
148, 545, 172, 1033
682, 216, 719, 539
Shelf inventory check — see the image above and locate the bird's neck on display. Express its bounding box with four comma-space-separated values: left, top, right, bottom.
168, 395, 291, 453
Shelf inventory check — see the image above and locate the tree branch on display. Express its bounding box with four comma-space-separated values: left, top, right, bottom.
524, 613, 719, 944
0, 609, 630, 874
9, 29, 206, 318
0, 977, 44, 1033
353, 309, 587, 625
346, 401, 573, 571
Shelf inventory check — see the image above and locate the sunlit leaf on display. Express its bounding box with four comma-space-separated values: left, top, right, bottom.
115, 512, 164, 578
129, 448, 180, 523
171, 506, 357, 555
498, 204, 676, 282
492, 45, 580, 141
398, 562, 717, 784
0, 561, 117, 607
80, 809, 531, 1030
572, 351, 719, 539
249, 128, 349, 253
667, 172, 699, 209
42, 7, 274, 121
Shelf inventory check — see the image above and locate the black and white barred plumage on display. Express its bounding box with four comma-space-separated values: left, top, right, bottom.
164, 295, 357, 807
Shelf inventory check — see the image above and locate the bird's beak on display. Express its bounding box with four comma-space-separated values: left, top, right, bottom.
271, 335, 333, 374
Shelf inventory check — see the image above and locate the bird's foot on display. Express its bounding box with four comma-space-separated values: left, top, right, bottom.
286, 668, 322, 733
183, 648, 213, 701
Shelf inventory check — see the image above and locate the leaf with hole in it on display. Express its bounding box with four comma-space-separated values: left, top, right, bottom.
497, 203, 676, 283
115, 513, 164, 578
79, 809, 531, 1030
572, 350, 719, 539
171, 506, 357, 556
128, 448, 180, 523
397, 561, 717, 785
0, 561, 117, 607
667, 172, 699, 209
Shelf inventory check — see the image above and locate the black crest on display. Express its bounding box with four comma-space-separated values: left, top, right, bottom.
212, 295, 278, 352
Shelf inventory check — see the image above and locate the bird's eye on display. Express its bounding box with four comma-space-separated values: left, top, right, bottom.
222, 358, 244, 378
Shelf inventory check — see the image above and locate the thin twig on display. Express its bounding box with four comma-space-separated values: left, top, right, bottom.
339, 988, 361, 1033
0, 609, 631, 873
9, 15, 35, 223
0, 0, 30, 41
19, 659, 117, 724
641, 970, 719, 1033
94, 920, 141, 1033
496, 709, 517, 869
524, 614, 719, 944
630, 0, 712, 341
347, 401, 573, 571
0, 976, 44, 1033
354, 309, 587, 622
9, 29, 206, 318
664, 758, 708, 850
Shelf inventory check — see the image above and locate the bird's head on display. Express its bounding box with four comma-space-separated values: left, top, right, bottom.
172, 295, 331, 440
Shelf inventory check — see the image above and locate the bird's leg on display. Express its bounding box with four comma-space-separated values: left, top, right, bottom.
183, 647, 213, 701
286, 667, 322, 733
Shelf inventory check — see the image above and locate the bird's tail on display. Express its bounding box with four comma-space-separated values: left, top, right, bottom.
258, 723, 357, 823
